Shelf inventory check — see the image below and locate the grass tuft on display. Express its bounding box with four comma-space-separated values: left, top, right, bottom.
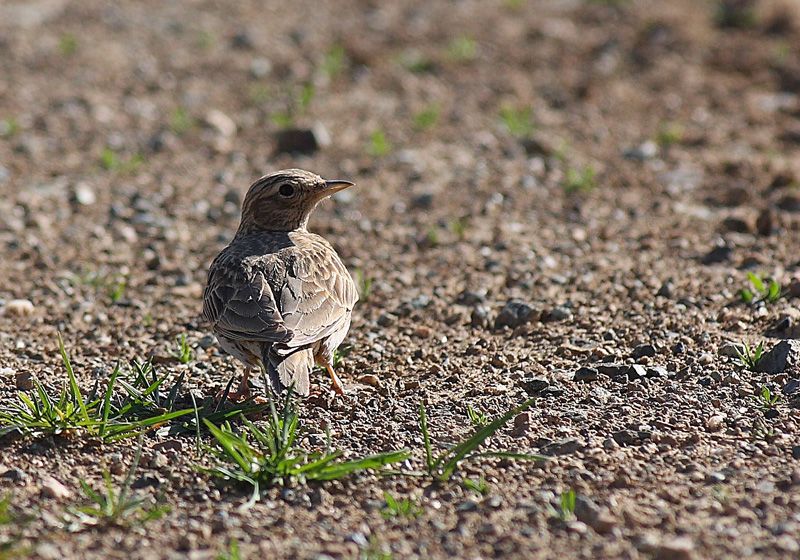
417, 399, 543, 482
499, 106, 534, 138
547, 489, 576, 522
0, 335, 195, 441
381, 492, 423, 519
757, 386, 780, 410
562, 165, 596, 194
736, 341, 764, 371
740, 272, 781, 305
68, 437, 169, 527
172, 334, 194, 364
447, 36, 478, 62
201, 389, 410, 506
413, 104, 440, 132
367, 130, 392, 157
466, 404, 489, 427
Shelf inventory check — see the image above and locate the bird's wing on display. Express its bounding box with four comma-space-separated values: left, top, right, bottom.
278, 240, 358, 349
203, 260, 292, 343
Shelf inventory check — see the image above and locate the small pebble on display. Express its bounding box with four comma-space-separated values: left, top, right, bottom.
41, 476, 72, 500
655, 537, 695, 560
706, 415, 725, 432
3, 299, 34, 317
357, 374, 381, 388
574, 367, 599, 382
15, 371, 33, 390
631, 344, 656, 359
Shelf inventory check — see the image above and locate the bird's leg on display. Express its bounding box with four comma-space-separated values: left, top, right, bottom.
324, 362, 345, 396
217, 367, 252, 402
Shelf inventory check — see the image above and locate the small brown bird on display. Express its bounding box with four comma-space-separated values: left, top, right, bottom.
202, 169, 358, 399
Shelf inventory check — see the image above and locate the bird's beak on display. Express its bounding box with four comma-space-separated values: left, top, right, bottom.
322, 179, 355, 194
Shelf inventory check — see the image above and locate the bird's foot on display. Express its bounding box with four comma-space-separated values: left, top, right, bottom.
214, 383, 252, 404
324, 363, 345, 396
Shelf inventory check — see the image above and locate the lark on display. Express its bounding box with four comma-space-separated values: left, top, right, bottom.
202, 169, 358, 399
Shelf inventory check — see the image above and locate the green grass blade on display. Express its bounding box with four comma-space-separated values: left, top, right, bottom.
100, 363, 121, 437
418, 402, 433, 472
309, 450, 411, 481
204, 419, 252, 473
438, 398, 536, 481
58, 333, 90, 425
118, 436, 144, 509
79, 479, 104, 507
104, 408, 196, 439
747, 272, 765, 292
767, 280, 781, 302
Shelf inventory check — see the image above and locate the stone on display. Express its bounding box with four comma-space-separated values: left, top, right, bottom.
777, 194, 800, 212
15, 371, 33, 390
273, 125, 330, 155
655, 537, 695, 560
646, 366, 668, 378
612, 429, 641, 446
574, 367, 599, 382
540, 438, 582, 456
574, 496, 616, 533
755, 340, 800, 374
250, 57, 272, 78
718, 342, 742, 358
777, 535, 800, 553
720, 216, 751, 233
1, 468, 26, 481
783, 379, 799, 396
623, 140, 657, 161
205, 109, 237, 138
628, 364, 648, 381
596, 363, 630, 378
3, 299, 34, 316
519, 377, 549, 395
377, 313, 396, 327
756, 208, 775, 236
72, 182, 96, 205
542, 306, 571, 322
357, 374, 381, 388
631, 344, 656, 359
41, 476, 72, 499
230, 31, 253, 50
702, 244, 732, 265
706, 414, 725, 432
790, 280, 800, 298
657, 281, 673, 298
494, 299, 536, 329
457, 290, 486, 305
512, 411, 531, 436
470, 306, 490, 328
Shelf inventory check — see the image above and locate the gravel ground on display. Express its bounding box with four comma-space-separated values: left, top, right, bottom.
1, 0, 800, 558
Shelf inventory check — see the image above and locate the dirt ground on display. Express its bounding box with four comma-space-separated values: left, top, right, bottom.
1, 0, 800, 558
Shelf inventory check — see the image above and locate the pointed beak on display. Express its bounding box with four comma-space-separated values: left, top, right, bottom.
323, 179, 355, 193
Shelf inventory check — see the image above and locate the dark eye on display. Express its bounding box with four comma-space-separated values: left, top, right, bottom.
278, 184, 295, 197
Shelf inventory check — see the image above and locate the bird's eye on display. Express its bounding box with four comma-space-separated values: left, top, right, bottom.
278, 184, 295, 197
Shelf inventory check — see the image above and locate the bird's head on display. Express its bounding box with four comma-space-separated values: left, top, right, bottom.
237, 169, 354, 233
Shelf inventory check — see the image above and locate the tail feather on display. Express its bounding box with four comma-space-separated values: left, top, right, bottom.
264, 347, 313, 396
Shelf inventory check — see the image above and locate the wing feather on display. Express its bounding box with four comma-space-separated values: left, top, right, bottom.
203, 263, 291, 343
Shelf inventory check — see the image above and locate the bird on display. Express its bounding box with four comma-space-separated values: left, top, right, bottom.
202, 169, 358, 400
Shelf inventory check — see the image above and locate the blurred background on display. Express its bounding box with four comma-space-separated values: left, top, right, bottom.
1, 0, 799, 354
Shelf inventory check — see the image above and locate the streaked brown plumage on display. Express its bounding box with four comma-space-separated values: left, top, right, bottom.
202, 169, 358, 398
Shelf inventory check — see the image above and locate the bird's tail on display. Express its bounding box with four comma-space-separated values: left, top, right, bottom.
264, 347, 313, 396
